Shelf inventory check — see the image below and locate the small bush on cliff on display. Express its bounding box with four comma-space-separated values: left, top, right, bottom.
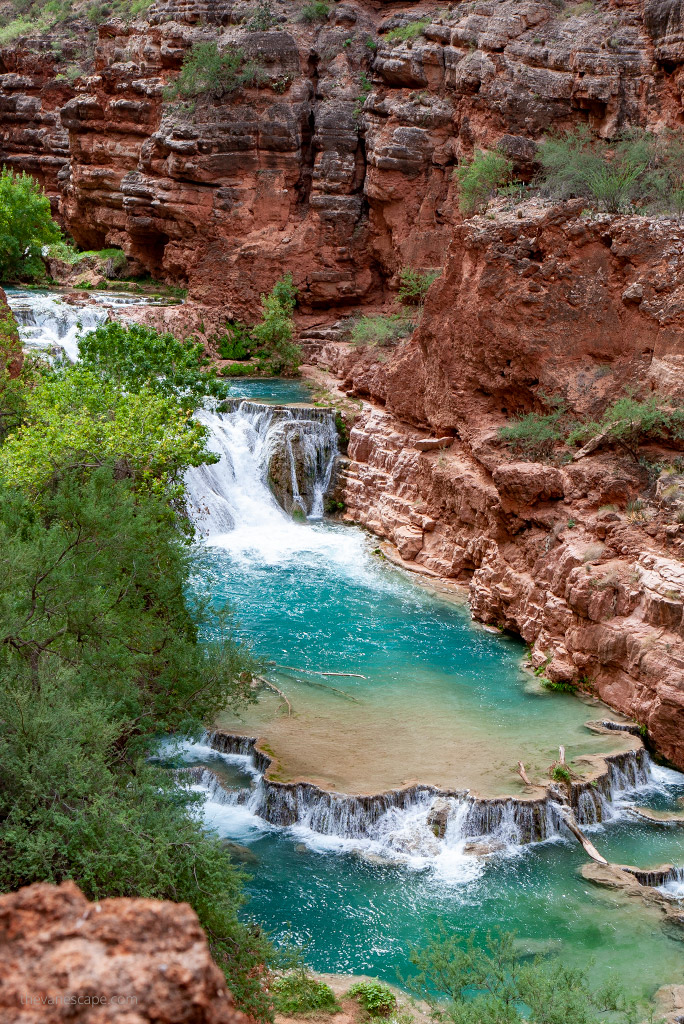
456, 150, 514, 214
252, 273, 301, 375
398, 267, 441, 306
272, 972, 341, 1014
384, 18, 430, 44
498, 409, 565, 460
0, 168, 60, 281
407, 926, 642, 1024
567, 392, 684, 462
537, 126, 684, 215
351, 313, 413, 348
300, 1, 330, 22
347, 981, 397, 1016
165, 41, 267, 100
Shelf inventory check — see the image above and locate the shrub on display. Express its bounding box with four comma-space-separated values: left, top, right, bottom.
300, 1, 330, 22
567, 392, 684, 462
551, 764, 572, 783
252, 273, 301, 375
217, 322, 252, 360
350, 314, 413, 348
0, 168, 60, 281
384, 18, 429, 43
535, 125, 684, 214
246, 0, 278, 30
347, 981, 397, 1017
272, 972, 340, 1014
498, 410, 564, 460
354, 71, 373, 119
222, 362, 254, 377
398, 267, 440, 305
165, 42, 267, 100
456, 150, 514, 214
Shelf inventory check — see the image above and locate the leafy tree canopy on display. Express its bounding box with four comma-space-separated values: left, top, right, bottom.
78, 320, 229, 410
0, 168, 60, 280
0, 367, 214, 495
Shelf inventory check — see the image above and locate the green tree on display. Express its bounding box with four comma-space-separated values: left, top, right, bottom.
0, 168, 60, 280
78, 320, 228, 409
407, 927, 642, 1024
0, 306, 44, 443
0, 367, 214, 495
252, 273, 301, 375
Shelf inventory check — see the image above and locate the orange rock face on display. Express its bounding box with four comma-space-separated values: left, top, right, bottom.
0, 882, 248, 1023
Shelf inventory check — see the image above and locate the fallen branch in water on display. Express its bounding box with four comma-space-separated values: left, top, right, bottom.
559, 808, 608, 865
272, 663, 367, 680
255, 675, 293, 716
517, 761, 533, 787
274, 670, 361, 703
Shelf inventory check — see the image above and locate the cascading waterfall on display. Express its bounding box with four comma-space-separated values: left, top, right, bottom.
185, 401, 338, 540
6, 288, 109, 360
179, 732, 657, 865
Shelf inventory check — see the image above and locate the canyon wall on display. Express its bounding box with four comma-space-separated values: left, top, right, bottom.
2, 0, 684, 313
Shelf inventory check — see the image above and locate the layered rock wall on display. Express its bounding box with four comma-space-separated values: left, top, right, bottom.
2, 0, 684, 312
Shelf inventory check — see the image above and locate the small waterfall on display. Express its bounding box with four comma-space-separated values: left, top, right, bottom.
197, 733, 655, 860
6, 289, 108, 360
185, 401, 338, 538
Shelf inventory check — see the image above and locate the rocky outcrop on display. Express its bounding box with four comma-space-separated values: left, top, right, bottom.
0, 881, 246, 1023
338, 400, 684, 769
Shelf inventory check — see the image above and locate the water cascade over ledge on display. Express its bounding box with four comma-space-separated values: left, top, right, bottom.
186, 731, 651, 859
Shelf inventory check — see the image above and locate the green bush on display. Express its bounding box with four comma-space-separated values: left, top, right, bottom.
165, 41, 267, 100
567, 393, 684, 462
252, 273, 301, 375
347, 981, 397, 1017
551, 764, 572, 783
217, 322, 252, 360
246, 0, 278, 30
350, 314, 413, 348
407, 927, 642, 1024
536, 126, 684, 215
384, 18, 429, 43
272, 972, 340, 1014
456, 150, 514, 214
222, 362, 255, 377
398, 267, 440, 305
0, 168, 60, 281
498, 409, 565, 460
300, 1, 330, 22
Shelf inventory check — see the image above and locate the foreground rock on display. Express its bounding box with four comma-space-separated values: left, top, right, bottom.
0, 882, 246, 1023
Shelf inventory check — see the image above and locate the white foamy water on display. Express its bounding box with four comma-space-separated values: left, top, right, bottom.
6, 288, 161, 361
185, 404, 364, 571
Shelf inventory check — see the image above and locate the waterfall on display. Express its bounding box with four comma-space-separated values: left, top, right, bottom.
185, 401, 338, 542
5, 287, 157, 362
6, 289, 109, 361
183, 732, 659, 865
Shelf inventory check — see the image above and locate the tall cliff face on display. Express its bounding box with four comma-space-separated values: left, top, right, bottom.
2, 0, 684, 314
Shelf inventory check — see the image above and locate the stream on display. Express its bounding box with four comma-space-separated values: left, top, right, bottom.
9, 289, 684, 1003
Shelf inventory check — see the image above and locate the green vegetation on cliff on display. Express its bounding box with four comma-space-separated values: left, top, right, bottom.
165, 41, 267, 100
0, 319, 277, 1020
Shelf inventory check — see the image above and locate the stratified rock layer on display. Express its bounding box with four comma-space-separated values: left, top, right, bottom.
0, 881, 246, 1023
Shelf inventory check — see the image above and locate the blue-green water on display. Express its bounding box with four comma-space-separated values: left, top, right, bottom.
185, 378, 684, 1001
227, 378, 314, 404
